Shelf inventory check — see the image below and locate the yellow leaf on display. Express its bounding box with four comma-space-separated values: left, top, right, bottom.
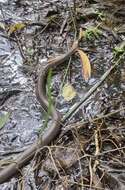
77, 49, 91, 82
8, 22, 26, 36
62, 83, 76, 101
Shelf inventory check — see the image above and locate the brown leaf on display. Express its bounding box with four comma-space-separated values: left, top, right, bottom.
77, 49, 91, 81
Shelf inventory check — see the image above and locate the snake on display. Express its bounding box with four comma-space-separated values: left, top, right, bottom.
0, 40, 78, 184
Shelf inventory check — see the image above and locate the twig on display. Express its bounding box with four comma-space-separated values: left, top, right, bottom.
89, 158, 93, 188
68, 2, 77, 40
33, 22, 50, 38
60, 13, 68, 34
15, 34, 26, 60
65, 106, 125, 132
97, 146, 125, 156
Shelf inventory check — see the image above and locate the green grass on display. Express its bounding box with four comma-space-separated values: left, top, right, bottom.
113, 42, 125, 57
84, 26, 102, 40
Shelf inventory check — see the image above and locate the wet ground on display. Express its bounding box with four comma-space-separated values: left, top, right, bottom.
0, 0, 125, 189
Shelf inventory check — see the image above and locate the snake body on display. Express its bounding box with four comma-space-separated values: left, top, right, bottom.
0, 40, 78, 184
37, 40, 78, 145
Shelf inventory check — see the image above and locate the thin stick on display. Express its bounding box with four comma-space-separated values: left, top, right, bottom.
66, 106, 125, 131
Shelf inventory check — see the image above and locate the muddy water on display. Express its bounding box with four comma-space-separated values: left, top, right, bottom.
0, 0, 125, 189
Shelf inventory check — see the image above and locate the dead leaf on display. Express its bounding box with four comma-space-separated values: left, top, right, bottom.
0, 112, 10, 129
0, 22, 5, 30
62, 83, 76, 101
8, 22, 26, 36
79, 28, 85, 40
77, 49, 91, 82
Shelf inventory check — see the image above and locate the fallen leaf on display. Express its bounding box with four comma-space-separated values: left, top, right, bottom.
0, 112, 10, 129
62, 83, 76, 101
79, 28, 85, 40
77, 49, 91, 82
79, 28, 84, 40
0, 22, 5, 30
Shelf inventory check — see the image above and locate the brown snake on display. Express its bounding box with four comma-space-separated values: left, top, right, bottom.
0, 40, 78, 184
